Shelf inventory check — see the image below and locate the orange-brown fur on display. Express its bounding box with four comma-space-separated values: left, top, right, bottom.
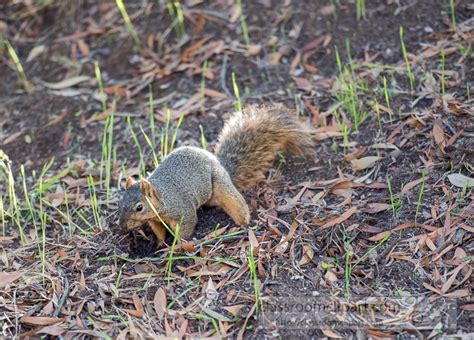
215, 104, 314, 191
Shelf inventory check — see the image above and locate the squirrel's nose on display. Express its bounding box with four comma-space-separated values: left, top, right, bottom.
119, 215, 134, 230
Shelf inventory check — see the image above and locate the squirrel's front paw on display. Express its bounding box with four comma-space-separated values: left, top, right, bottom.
236, 207, 251, 226
148, 220, 167, 248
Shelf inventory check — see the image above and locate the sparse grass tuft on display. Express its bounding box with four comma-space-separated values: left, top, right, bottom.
0, 195, 5, 237
374, 99, 383, 132
20, 165, 39, 250
94, 61, 107, 113
104, 101, 116, 200
383, 76, 392, 121
201, 59, 208, 110
236, 0, 250, 47
87, 175, 102, 231
4, 40, 32, 93
140, 126, 159, 168
333, 46, 364, 130
248, 244, 263, 315
399, 26, 415, 93
161, 109, 171, 158
174, 0, 186, 38
199, 125, 208, 150
415, 171, 426, 223
127, 116, 146, 175
166, 0, 186, 38
356, 0, 366, 20
386, 174, 401, 218
166, 218, 182, 285
149, 85, 156, 145
449, 0, 456, 30
343, 232, 351, 297
232, 72, 242, 112
116, 0, 142, 50
170, 114, 184, 153
0, 151, 24, 243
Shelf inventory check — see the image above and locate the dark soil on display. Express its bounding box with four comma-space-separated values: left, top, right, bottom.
1, 0, 472, 338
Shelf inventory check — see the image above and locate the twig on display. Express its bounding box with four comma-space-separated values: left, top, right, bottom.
376, 238, 399, 264
237, 302, 256, 340
187, 9, 230, 22
220, 54, 232, 97
52, 270, 70, 318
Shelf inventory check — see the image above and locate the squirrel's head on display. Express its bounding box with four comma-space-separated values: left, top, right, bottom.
118, 177, 161, 231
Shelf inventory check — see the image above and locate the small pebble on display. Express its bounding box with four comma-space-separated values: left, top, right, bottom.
128, 55, 143, 64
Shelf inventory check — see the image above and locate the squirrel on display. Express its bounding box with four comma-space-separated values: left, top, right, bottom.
118, 104, 314, 247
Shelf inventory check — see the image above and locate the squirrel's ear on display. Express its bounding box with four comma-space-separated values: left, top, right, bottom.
125, 177, 136, 189
139, 178, 156, 199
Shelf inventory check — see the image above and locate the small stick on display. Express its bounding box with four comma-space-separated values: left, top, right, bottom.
52, 271, 70, 318
220, 54, 232, 97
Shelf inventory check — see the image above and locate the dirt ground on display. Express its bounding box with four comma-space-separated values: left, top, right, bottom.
1, 0, 473, 338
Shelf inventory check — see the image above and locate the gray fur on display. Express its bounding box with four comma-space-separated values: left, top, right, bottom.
119, 105, 313, 241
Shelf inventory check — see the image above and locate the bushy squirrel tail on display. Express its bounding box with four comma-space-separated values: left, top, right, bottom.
214, 104, 314, 191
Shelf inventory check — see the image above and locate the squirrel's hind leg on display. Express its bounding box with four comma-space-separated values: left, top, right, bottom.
209, 179, 250, 226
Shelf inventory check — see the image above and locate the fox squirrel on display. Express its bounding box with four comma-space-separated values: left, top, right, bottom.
118, 104, 314, 246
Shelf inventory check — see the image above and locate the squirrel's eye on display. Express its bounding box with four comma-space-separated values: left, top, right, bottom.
135, 203, 144, 212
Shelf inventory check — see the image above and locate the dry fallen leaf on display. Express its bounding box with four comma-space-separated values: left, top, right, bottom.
202, 88, 229, 100
154, 287, 167, 319
441, 263, 466, 294
206, 277, 218, 301
45, 109, 68, 127
0, 271, 24, 288
223, 304, 245, 317
273, 219, 300, 254
447, 174, 474, 188
229, 3, 241, 23
248, 229, 259, 249
37, 324, 66, 336
2, 131, 23, 145
324, 269, 338, 283
293, 77, 312, 91
20, 316, 64, 326
401, 176, 430, 194
321, 328, 342, 338
200, 305, 232, 322
432, 119, 445, 150
42, 75, 91, 90
368, 222, 437, 242
268, 51, 282, 66
320, 207, 357, 229
26, 44, 46, 62
246, 44, 262, 56
124, 293, 144, 317
299, 244, 314, 266
344, 147, 367, 161
181, 242, 197, 252
319, 5, 335, 16
76, 38, 90, 56
87, 107, 114, 123
351, 156, 382, 171
364, 203, 391, 214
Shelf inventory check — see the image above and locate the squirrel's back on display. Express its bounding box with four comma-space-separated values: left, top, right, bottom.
148, 147, 216, 210
214, 104, 314, 190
